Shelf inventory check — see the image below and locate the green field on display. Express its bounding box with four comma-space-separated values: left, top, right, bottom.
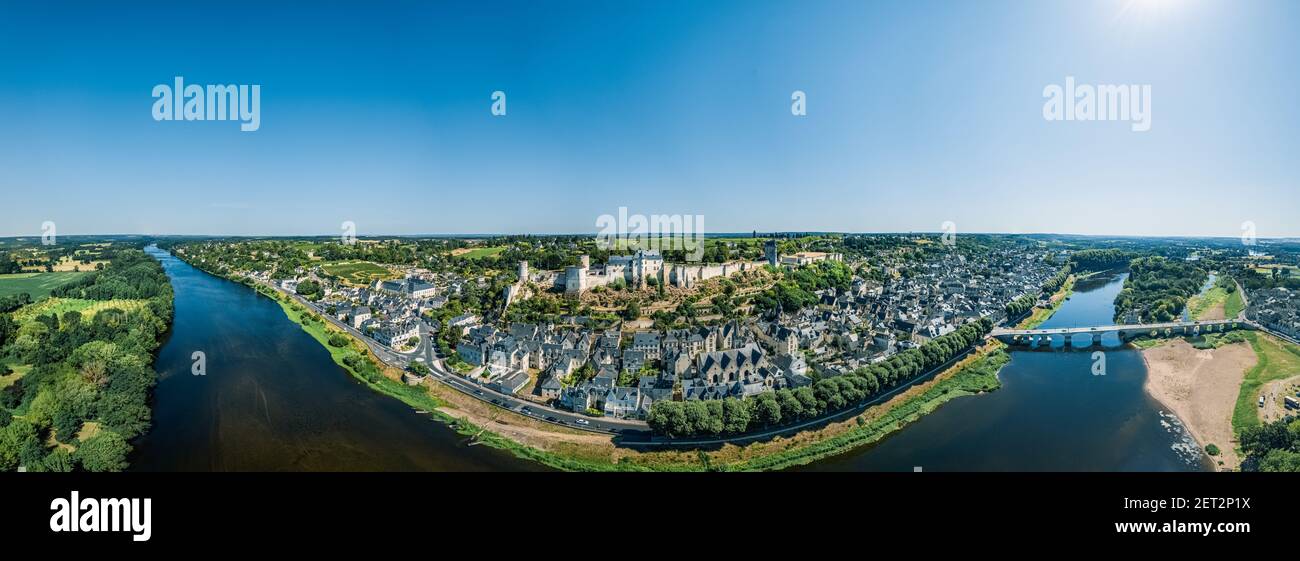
1187, 286, 1229, 320
12, 297, 149, 323
453, 246, 507, 259
319, 260, 397, 285
1232, 332, 1300, 436
1224, 288, 1246, 319
0, 362, 30, 390
0, 271, 88, 300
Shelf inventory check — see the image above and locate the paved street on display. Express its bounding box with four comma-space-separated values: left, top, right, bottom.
271, 282, 652, 438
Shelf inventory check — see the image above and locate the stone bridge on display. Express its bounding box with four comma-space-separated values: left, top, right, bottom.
991, 318, 1253, 349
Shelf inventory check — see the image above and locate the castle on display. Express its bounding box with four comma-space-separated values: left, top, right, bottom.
503, 240, 842, 305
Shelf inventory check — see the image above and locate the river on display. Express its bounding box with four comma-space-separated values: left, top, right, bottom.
133, 247, 1210, 471
801, 270, 1213, 471
130, 246, 543, 471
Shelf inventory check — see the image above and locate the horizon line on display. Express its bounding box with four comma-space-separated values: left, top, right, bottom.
1, 231, 1296, 241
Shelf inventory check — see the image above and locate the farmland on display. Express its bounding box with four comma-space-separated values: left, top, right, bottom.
11, 297, 150, 323
319, 260, 398, 285
451, 246, 507, 259
0, 271, 89, 300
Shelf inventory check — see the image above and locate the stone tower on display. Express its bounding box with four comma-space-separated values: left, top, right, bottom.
764, 239, 778, 267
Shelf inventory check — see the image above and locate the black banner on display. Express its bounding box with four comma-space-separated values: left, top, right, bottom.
3, 472, 1287, 550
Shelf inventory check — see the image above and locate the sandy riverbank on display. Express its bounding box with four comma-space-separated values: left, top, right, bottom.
1141, 339, 1257, 471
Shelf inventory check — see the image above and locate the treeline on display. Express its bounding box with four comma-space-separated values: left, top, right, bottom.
1041, 264, 1071, 293
0, 252, 21, 274
0, 250, 173, 472
647, 318, 992, 438
0, 293, 34, 314
1004, 293, 1038, 319
1239, 417, 1300, 472
1113, 256, 1208, 323
1069, 248, 1137, 272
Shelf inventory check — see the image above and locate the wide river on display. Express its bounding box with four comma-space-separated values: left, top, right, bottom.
801, 270, 1212, 471
131, 246, 543, 471
134, 248, 1208, 471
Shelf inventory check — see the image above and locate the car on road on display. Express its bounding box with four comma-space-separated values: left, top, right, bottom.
575, 419, 590, 426
546, 416, 557, 422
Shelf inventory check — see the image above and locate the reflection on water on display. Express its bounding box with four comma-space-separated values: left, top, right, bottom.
801, 271, 1211, 472
131, 246, 544, 471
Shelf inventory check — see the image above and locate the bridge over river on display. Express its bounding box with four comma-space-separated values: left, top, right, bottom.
991, 318, 1254, 349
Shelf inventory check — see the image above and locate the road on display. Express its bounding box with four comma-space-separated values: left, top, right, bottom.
268, 282, 652, 437
630, 346, 978, 447
993, 317, 1244, 338
269, 281, 994, 446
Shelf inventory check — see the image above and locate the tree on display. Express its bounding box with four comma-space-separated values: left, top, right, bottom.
97, 390, 151, 440
776, 388, 803, 421
75, 431, 131, 472
52, 407, 84, 444
752, 392, 782, 427
793, 386, 819, 418
722, 398, 751, 434
41, 448, 76, 472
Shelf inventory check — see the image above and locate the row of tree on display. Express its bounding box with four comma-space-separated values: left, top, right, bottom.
647, 318, 992, 438
1041, 264, 1072, 293
1004, 293, 1038, 319
1068, 248, 1137, 272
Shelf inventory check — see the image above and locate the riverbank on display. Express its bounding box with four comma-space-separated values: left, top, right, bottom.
1231, 331, 1300, 436
272, 276, 1013, 471
737, 346, 1010, 470
1140, 338, 1255, 470
1016, 274, 1077, 329
172, 252, 1019, 471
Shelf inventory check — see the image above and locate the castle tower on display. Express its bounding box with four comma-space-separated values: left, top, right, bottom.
580, 254, 590, 269
764, 239, 778, 267
518, 260, 529, 282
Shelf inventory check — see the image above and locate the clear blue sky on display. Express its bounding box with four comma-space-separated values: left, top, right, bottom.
1, 0, 1296, 237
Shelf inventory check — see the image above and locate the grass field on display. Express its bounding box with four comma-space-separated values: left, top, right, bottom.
12, 297, 148, 323
0, 362, 30, 390
0, 271, 88, 300
1224, 288, 1246, 319
319, 260, 397, 285
1231, 332, 1300, 436
451, 246, 507, 259
1187, 286, 1229, 320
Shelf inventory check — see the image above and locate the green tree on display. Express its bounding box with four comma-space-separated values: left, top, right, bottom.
75, 431, 131, 472
722, 398, 751, 434
752, 392, 782, 427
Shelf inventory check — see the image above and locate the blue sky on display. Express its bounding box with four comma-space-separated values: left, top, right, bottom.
1, 0, 1297, 237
